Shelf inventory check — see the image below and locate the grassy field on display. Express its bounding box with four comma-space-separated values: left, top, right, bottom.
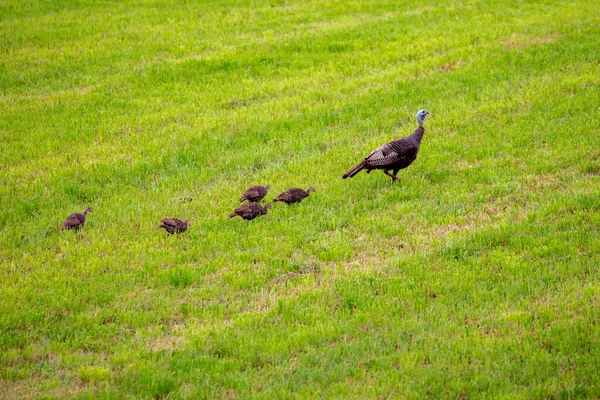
1, 0, 600, 398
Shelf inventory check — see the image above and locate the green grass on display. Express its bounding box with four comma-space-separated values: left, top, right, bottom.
1, 0, 599, 398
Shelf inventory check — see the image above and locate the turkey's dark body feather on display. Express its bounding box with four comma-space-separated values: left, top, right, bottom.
343, 125, 425, 181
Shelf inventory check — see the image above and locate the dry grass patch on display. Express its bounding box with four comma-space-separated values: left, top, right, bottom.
503, 33, 560, 49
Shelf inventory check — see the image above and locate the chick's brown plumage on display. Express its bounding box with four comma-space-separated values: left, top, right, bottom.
239, 184, 270, 203
159, 218, 189, 234
228, 203, 271, 220
61, 207, 92, 230
273, 187, 314, 204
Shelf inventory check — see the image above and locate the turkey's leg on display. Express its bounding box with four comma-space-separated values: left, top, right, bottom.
384, 170, 399, 181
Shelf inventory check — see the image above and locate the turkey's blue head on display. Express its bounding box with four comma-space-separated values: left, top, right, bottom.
416, 110, 429, 125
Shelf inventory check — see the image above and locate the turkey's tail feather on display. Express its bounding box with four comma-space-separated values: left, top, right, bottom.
343, 161, 366, 179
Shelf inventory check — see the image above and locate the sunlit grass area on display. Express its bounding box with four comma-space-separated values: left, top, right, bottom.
1, 0, 599, 397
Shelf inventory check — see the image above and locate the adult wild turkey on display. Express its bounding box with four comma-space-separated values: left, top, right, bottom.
273, 187, 314, 204
159, 218, 189, 234
228, 203, 271, 220
61, 207, 92, 230
239, 184, 270, 203
343, 110, 430, 181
